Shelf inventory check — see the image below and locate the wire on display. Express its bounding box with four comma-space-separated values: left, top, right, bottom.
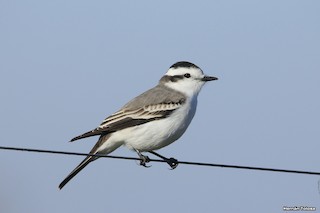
0, 145, 319, 176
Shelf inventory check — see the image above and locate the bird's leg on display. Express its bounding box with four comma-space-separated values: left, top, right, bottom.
134, 149, 151, 168
149, 151, 179, 169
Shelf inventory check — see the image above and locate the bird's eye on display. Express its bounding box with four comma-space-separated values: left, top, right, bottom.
184, 73, 191, 78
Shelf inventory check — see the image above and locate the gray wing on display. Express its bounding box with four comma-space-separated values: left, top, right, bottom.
70, 85, 186, 142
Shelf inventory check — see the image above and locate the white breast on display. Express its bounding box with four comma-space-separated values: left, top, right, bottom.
111, 97, 198, 152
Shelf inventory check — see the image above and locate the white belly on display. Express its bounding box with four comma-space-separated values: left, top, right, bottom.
111, 97, 197, 152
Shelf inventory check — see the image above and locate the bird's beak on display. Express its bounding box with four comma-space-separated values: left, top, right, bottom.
202, 75, 218, 81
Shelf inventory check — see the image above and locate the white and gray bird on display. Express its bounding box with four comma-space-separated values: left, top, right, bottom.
59, 61, 218, 189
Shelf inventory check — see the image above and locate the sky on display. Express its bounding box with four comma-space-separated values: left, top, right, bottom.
0, 0, 320, 212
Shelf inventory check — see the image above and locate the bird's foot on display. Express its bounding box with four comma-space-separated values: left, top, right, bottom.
166, 157, 179, 170
148, 151, 178, 169
134, 148, 151, 168
139, 154, 151, 168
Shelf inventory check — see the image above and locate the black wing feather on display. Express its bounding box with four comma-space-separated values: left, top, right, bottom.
70, 109, 175, 142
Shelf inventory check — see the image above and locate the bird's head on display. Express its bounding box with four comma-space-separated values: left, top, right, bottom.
160, 61, 218, 97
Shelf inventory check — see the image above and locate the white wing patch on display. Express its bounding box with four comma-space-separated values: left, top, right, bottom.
98, 102, 182, 128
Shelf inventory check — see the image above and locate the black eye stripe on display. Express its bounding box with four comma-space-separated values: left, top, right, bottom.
160, 74, 192, 83
170, 75, 184, 82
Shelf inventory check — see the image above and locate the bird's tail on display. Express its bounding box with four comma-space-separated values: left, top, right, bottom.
59, 155, 97, 190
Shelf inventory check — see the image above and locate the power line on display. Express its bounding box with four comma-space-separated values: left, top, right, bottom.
0, 145, 319, 176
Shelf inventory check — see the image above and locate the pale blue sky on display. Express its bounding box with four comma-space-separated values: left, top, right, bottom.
0, 1, 319, 212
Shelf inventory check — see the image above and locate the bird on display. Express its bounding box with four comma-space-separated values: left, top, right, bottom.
59, 61, 218, 189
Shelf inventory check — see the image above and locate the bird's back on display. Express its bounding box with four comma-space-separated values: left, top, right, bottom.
121, 84, 186, 111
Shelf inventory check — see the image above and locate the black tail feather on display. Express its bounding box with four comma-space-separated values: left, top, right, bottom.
59, 156, 96, 189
